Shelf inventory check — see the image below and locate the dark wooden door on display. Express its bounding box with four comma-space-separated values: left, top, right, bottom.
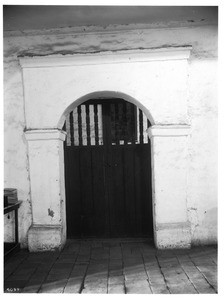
64, 99, 153, 238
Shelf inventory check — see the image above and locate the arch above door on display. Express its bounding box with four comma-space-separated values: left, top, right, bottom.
58, 90, 155, 130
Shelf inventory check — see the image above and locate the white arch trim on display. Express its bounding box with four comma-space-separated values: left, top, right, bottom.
57, 90, 155, 129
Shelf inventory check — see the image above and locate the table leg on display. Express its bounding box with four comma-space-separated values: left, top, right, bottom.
15, 209, 18, 244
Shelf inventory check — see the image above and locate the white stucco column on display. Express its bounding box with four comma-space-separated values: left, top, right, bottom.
148, 125, 191, 248
25, 129, 67, 251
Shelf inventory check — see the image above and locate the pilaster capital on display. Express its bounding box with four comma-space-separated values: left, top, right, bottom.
147, 125, 191, 139
25, 129, 67, 141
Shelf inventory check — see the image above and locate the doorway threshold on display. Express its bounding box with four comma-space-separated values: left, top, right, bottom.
67, 237, 154, 244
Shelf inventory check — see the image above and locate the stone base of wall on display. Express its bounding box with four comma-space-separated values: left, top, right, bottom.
28, 225, 65, 252
155, 222, 191, 249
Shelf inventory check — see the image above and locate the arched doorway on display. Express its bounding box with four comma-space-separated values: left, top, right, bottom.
21, 48, 192, 251
63, 97, 153, 238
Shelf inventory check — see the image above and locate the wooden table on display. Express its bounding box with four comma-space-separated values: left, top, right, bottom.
4, 201, 22, 259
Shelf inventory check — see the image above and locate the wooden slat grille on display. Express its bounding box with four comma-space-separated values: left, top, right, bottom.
64, 100, 150, 147
77, 106, 82, 146
86, 104, 91, 146
94, 104, 99, 146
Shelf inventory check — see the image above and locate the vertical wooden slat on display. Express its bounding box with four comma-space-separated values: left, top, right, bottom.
89, 105, 95, 145
110, 104, 115, 144
118, 103, 123, 144
65, 115, 71, 146
143, 114, 148, 144
109, 147, 125, 236
131, 104, 136, 144
139, 109, 144, 144
115, 103, 119, 145
134, 145, 143, 234
94, 104, 99, 146
69, 111, 74, 146
63, 122, 67, 146
126, 103, 132, 145
98, 104, 103, 145
102, 103, 112, 236
86, 104, 91, 146
147, 119, 150, 143
73, 109, 79, 146
91, 147, 107, 236
123, 146, 136, 235
79, 147, 93, 236
81, 105, 87, 146
77, 105, 82, 146
123, 102, 127, 145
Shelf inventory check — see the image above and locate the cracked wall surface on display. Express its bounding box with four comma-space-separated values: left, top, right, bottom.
4, 23, 217, 247
187, 59, 217, 244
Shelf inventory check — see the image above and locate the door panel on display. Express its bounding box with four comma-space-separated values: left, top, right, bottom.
91, 147, 108, 237
64, 147, 81, 238
108, 147, 126, 237
64, 99, 153, 238
123, 146, 136, 236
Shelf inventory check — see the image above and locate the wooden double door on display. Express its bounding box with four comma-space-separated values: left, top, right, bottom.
64, 99, 153, 238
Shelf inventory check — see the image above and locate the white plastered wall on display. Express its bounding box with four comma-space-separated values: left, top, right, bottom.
19, 48, 191, 250
187, 59, 217, 244
4, 24, 217, 248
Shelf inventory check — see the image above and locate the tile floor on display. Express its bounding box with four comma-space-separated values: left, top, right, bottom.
4, 239, 217, 294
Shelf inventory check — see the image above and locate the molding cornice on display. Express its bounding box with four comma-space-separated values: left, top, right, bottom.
19, 47, 192, 69
147, 125, 191, 138
25, 129, 67, 141
4, 21, 217, 38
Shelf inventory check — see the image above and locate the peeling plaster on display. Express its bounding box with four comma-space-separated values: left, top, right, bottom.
4, 25, 217, 61
4, 23, 217, 248
48, 208, 54, 218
